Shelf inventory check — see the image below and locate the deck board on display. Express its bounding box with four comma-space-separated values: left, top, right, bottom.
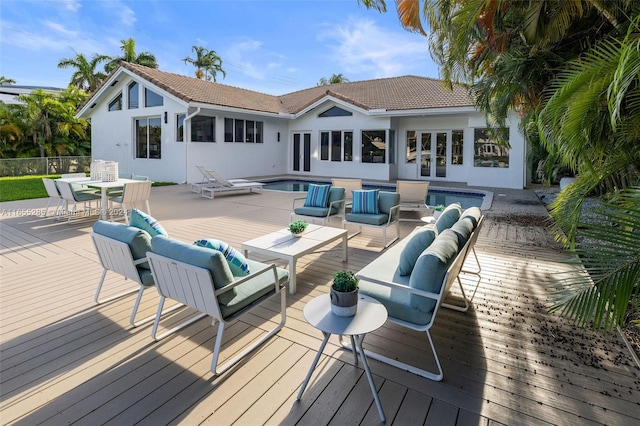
1, 184, 638, 426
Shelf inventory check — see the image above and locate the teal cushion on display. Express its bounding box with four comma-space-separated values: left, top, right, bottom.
461, 206, 481, 227
398, 226, 438, 276
435, 203, 461, 233
304, 184, 330, 208
151, 235, 237, 305
408, 230, 459, 313
93, 220, 152, 270
130, 209, 168, 237
294, 206, 330, 217
352, 189, 379, 214
359, 279, 433, 326
220, 258, 289, 320
345, 212, 389, 226
194, 238, 251, 276
450, 217, 474, 248
327, 187, 346, 214
378, 191, 400, 215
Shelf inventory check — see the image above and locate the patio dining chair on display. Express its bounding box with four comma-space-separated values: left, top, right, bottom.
108, 180, 152, 224
56, 180, 101, 222
42, 178, 63, 219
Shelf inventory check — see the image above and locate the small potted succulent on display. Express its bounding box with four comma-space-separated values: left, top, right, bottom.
433, 204, 445, 219
330, 270, 359, 317
288, 219, 308, 237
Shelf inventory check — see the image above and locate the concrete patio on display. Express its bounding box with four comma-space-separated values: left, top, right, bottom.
1, 183, 638, 425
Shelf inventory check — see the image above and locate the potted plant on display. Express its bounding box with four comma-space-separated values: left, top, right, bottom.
433, 204, 445, 219
330, 270, 359, 317
288, 219, 308, 237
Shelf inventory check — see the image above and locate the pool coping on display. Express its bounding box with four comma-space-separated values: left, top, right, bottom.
258, 177, 493, 210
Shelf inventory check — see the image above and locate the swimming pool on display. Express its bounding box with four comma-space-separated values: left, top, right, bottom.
260, 179, 492, 210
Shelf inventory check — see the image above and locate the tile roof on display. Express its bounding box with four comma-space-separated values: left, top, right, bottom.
114, 62, 474, 115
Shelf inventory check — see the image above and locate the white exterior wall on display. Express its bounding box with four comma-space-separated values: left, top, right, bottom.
185, 111, 289, 184
393, 111, 526, 189
465, 112, 526, 189
288, 101, 393, 181
89, 75, 187, 183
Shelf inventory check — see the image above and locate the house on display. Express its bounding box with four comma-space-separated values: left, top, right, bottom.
76, 62, 526, 189
0, 85, 63, 105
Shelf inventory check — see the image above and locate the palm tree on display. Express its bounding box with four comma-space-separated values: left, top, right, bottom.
0, 76, 16, 85
358, 0, 640, 329
317, 74, 350, 86
105, 38, 158, 73
182, 46, 226, 82
57, 52, 109, 93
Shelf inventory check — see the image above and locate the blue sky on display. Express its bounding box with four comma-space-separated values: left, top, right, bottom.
0, 0, 439, 95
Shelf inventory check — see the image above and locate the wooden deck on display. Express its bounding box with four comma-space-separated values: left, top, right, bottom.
1, 185, 638, 425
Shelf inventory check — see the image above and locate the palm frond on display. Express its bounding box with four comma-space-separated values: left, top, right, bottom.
550, 187, 640, 330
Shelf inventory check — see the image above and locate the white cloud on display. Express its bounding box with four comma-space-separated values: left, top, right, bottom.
318, 17, 430, 78
44, 20, 79, 38
60, 0, 81, 12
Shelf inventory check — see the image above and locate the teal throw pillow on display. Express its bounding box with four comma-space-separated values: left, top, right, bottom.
304, 184, 331, 208
130, 209, 168, 237
435, 203, 461, 233
352, 189, 379, 214
194, 238, 251, 276
398, 226, 438, 276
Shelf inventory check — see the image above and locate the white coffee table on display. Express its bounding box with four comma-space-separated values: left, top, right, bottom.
297, 294, 388, 422
242, 224, 347, 294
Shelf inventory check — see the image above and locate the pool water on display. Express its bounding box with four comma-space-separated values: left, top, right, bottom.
260, 179, 487, 210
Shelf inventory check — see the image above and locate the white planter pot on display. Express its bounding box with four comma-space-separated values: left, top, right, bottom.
560, 176, 577, 191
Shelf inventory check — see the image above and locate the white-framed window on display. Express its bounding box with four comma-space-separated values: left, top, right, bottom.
128, 82, 139, 109
144, 88, 163, 107
191, 116, 216, 142
452, 129, 464, 165
135, 116, 161, 159
108, 93, 122, 111
473, 128, 509, 168
320, 131, 353, 161
176, 114, 185, 142
224, 118, 264, 143
361, 130, 386, 163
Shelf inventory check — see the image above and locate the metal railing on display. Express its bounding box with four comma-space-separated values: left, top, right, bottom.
0, 156, 92, 177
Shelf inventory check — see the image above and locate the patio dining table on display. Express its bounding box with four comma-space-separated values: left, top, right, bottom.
55, 177, 138, 220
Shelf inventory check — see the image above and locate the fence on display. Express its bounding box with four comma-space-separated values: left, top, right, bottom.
0, 156, 92, 177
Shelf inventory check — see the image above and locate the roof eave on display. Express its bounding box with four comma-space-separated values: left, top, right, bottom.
189, 102, 285, 118
370, 106, 477, 116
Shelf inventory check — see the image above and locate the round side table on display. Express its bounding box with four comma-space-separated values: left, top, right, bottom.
297, 293, 388, 422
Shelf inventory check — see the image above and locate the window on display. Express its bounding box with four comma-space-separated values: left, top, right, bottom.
191, 116, 216, 142
406, 131, 417, 163
320, 131, 352, 162
331, 131, 341, 161
319, 106, 352, 117
224, 118, 264, 143
144, 88, 163, 107
452, 130, 463, 165
108, 93, 122, 111
128, 82, 139, 109
473, 128, 509, 168
135, 117, 161, 159
176, 114, 185, 142
320, 132, 329, 160
361, 130, 386, 163
343, 132, 353, 161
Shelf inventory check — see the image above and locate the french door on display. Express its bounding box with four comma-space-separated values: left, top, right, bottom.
419, 131, 447, 178
293, 132, 311, 172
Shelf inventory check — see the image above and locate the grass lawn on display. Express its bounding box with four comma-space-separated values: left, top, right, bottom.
0, 175, 175, 202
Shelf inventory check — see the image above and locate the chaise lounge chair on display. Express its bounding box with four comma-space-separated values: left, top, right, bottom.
199, 168, 265, 200
396, 180, 431, 220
